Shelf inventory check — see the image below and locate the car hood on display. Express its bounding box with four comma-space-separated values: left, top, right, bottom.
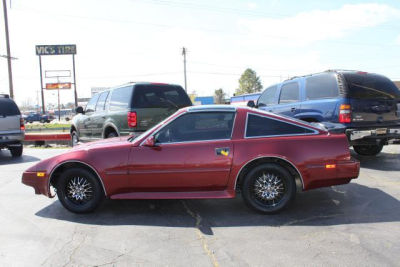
72, 136, 130, 150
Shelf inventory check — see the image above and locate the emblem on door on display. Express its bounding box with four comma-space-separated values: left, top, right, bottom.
215, 148, 230, 156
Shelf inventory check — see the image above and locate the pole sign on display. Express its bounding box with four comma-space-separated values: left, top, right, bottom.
45, 83, 71, 90
36, 44, 77, 55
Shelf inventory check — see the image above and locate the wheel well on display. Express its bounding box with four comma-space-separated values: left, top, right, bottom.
301, 118, 319, 123
235, 157, 303, 192
103, 126, 118, 138
49, 162, 106, 195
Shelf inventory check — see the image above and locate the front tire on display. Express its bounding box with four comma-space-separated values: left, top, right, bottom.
241, 163, 296, 214
353, 144, 383, 156
56, 168, 104, 213
71, 131, 79, 147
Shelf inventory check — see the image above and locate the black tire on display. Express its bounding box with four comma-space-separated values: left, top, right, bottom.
9, 145, 23, 157
353, 144, 383, 156
56, 168, 104, 213
241, 163, 296, 214
71, 131, 79, 147
106, 131, 118, 138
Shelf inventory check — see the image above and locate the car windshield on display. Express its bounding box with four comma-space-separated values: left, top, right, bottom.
128, 110, 181, 142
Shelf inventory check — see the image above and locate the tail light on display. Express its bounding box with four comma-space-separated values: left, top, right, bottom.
339, 104, 351, 123
20, 118, 25, 131
128, 111, 137, 128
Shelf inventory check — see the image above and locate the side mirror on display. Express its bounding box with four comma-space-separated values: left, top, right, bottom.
75, 106, 84, 114
143, 136, 156, 147
247, 100, 256, 108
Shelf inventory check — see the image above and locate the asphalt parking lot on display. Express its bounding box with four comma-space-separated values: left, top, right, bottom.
0, 147, 399, 266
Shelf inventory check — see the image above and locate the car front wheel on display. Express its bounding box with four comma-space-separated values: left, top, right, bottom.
353, 144, 383, 156
71, 131, 79, 147
56, 168, 104, 213
241, 163, 296, 214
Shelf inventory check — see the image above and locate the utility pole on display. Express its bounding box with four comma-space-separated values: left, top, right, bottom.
2, 0, 14, 99
182, 47, 187, 92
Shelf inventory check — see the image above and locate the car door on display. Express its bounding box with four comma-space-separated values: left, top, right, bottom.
273, 81, 301, 117
127, 111, 236, 191
91, 91, 110, 139
79, 94, 100, 141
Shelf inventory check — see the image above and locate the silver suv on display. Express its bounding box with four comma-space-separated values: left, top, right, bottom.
0, 94, 24, 157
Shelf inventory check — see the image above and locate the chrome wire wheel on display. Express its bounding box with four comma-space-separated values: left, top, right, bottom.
252, 171, 286, 207
66, 176, 93, 205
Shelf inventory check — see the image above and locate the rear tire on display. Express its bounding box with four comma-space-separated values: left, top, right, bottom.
241, 163, 296, 214
9, 145, 23, 157
56, 168, 104, 213
353, 144, 383, 156
106, 131, 118, 138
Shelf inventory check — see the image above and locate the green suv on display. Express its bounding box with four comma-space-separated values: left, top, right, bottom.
70, 82, 192, 145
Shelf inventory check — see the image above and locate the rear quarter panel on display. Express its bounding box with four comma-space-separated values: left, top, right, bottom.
229, 133, 353, 191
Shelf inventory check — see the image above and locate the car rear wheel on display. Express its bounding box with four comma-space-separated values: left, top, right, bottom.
241, 163, 296, 214
56, 168, 104, 213
71, 131, 79, 147
9, 145, 23, 157
106, 131, 118, 138
353, 144, 383, 156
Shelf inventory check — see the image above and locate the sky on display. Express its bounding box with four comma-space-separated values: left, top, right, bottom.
0, 0, 400, 108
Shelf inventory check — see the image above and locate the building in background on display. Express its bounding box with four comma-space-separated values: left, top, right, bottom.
194, 96, 214, 105
91, 87, 109, 97
230, 92, 261, 106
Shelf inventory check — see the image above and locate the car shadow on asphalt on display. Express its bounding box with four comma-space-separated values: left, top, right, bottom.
0, 150, 41, 165
35, 183, 400, 235
351, 151, 400, 171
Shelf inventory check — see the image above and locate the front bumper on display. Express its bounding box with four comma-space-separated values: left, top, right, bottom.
21, 171, 51, 197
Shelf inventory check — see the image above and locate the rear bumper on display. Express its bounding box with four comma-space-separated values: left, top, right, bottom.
0, 132, 24, 146
21, 171, 51, 197
346, 127, 400, 144
305, 158, 360, 190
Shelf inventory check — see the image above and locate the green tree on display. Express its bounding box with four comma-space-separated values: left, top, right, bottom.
214, 88, 226, 104
235, 68, 263, 95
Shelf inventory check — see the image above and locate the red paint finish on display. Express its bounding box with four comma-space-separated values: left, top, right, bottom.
22, 106, 359, 200
24, 133, 71, 141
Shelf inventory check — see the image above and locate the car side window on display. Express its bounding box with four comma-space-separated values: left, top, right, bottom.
305, 74, 339, 100
258, 85, 278, 107
279, 82, 300, 104
85, 94, 100, 113
155, 112, 235, 143
109, 86, 133, 111
246, 113, 314, 138
95, 91, 109, 112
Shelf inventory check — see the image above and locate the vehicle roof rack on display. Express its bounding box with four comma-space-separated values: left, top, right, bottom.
0, 94, 10, 98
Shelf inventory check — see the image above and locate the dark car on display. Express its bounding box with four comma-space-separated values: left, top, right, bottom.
0, 94, 24, 157
23, 105, 359, 214
251, 70, 400, 156
24, 113, 54, 123
70, 82, 192, 146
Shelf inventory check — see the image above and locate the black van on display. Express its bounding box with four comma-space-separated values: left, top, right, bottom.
71, 82, 192, 145
252, 70, 400, 156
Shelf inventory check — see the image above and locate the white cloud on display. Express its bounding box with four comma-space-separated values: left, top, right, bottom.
238, 3, 400, 46
395, 35, 400, 45
247, 2, 257, 10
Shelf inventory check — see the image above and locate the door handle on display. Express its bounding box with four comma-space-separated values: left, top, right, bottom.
291, 107, 296, 112
215, 147, 230, 156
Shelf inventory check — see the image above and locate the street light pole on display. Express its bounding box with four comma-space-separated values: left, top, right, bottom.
2, 0, 14, 99
182, 47, 187, 92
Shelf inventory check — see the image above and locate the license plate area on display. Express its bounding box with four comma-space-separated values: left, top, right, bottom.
376, 128, 387, 135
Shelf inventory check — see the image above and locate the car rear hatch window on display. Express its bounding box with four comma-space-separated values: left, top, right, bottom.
343, 72, 400, 126
132, 84, 192, 131
0, 98, 21, 132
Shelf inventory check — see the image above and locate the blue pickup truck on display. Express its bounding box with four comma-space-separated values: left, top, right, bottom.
24, 113, 54, 123
249, 70, 400, 156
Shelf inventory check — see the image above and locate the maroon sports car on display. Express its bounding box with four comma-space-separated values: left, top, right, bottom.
22, 105, 359, 214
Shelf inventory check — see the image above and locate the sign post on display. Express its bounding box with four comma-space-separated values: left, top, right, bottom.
36, 44, 77, 113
